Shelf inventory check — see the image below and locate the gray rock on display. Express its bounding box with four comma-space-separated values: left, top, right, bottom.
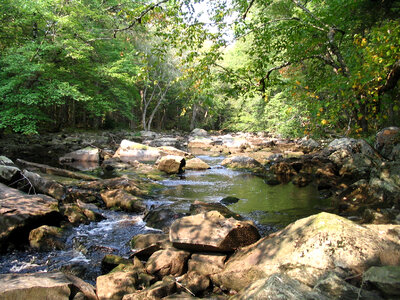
314, 272, 381, 300
0, 165, 20, 182
375, 127, 400, 158
363, 266, 400, 296
190, 128, 208, 137
221, 156, 265, 173
231, 273, 328, 300
299, 137, 320, 150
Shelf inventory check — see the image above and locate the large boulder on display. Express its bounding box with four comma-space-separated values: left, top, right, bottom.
375, 127, 400, 158
114, 140, 161, 162
0, 183, 62, 252
157, 155, 185, 174
211, 212, 400, 291
0, 272, 97, 300
59, 147, 100, 163
100, 189, 146, 212
169, 211, 260, 252
221, 156, 265, 173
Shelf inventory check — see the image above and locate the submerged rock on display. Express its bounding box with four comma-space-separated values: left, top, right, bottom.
211, 212, 400, 291
221, 156, 265, 173
170, 211, 260, 252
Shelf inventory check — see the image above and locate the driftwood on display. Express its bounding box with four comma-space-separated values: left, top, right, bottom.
16, 159, 97, 181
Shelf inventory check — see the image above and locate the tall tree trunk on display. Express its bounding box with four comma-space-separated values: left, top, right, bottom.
190, 104, 198, 130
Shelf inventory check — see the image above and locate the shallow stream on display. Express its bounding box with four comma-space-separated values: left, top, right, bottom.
0, 155, 330, 283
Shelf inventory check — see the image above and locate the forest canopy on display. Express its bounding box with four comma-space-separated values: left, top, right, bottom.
0, 0, 399, 137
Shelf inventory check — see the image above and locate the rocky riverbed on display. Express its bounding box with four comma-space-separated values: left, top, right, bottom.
1, 128, 400, 299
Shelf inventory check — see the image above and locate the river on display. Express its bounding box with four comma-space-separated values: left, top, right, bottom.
0, 155, 330, 283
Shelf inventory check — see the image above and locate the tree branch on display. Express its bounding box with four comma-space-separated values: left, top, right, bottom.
243, 0, 257, 20
378, 59, 400, 94
113, 0, 169, 36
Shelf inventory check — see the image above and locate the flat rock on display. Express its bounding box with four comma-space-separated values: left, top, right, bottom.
114, 140, 161, 162
169, 211, 260, 252
0, 272, 97, 300
211, 212, 400, 291
59, 147, 100, 163
0, 183, 62, 252
158, 146, 193, 158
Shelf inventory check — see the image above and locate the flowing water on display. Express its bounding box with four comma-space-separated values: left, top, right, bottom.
0, 155, 330, 283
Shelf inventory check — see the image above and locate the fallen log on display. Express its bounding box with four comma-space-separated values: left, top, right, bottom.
16, 159, 97, 181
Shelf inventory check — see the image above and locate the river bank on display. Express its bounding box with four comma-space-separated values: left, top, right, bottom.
1, 128, 400, 299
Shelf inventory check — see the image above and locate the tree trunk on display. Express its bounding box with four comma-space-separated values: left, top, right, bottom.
190, 104, 198, 131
